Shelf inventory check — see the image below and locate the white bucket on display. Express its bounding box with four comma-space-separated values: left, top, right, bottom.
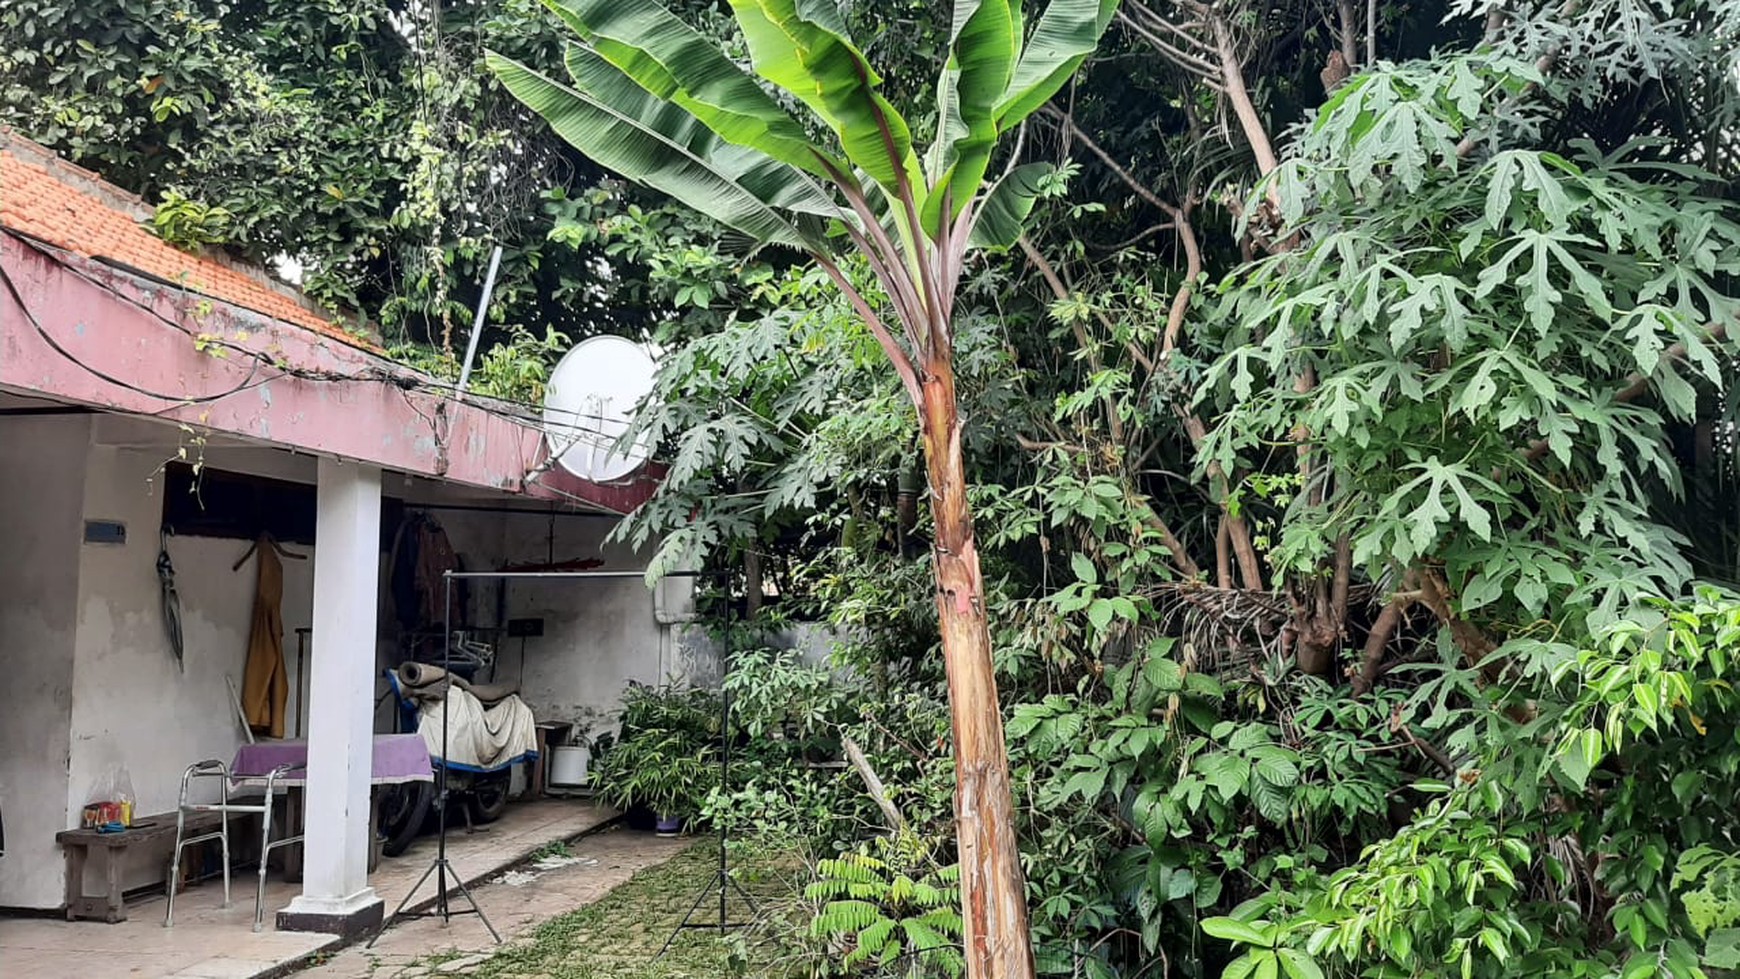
548, 745, 591, 787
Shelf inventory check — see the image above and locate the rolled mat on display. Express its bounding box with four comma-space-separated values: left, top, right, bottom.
395, 662, 519, 705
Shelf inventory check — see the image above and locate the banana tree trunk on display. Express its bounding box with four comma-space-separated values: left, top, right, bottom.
919, 357, 1035, 979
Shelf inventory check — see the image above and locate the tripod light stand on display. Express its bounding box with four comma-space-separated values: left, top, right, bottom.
369, 573, 501, 946
657, 590, 758, 956
368, 567, 736, 952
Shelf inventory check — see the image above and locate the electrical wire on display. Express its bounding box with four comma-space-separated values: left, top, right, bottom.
0, 260, 265, 404
5, 234, 651, 481
19, 234, 656, 429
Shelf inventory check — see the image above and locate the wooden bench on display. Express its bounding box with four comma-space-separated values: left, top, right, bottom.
56, 811, 224, 923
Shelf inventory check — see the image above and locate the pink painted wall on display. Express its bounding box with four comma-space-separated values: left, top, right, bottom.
0, 232, 657, 513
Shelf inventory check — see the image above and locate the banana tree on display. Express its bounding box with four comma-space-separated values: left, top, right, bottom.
489, 1, 1116, 974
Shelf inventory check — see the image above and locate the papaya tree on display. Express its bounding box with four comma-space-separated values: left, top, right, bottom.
487, 0, 1117, 974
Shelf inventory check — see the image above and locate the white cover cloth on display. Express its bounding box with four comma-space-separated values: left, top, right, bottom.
414, 685, 538, 772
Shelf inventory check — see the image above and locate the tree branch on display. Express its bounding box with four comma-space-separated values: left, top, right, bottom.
1116, 10, 1222, 78
1040, 94, 1258, 588
1364, 0, 1377, 64
1124, 3, 1213, 53
1088, 222, 1177, 252
1416, 569, 1498, 674
1329, 534, 1352, 629
1042, 106, 1183, 219
1160, 206, 1202, 367
1389, 706, 1456, 776
1453, 0, 1581, 159
1017, 439, 1200, 580
1336, 0, 1360, 67
1035, 107, 1194, 372
843, 734, 909, 836
1144, 507, 1204, 581
1354, 572, 1415, 696
1181, 413, 1263, 590
1209, 14, 1281, 203
1215, 516, 1233, 590
1354, 600, 1405, 695
1018, 236, 1128, 445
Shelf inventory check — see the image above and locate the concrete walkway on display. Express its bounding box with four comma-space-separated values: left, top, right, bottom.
0, 800, 620, 979
291, 828, 693, 978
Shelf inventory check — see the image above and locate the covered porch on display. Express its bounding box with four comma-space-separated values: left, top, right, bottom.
0, 132, 692, 945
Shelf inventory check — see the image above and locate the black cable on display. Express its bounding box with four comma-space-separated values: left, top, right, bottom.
16, 236, 466, 401
7, 237, 649, 483
16, 235, 643, 437
0, 260, 265, 404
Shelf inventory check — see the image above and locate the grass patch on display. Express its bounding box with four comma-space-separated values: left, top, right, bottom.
531, 839, 575, 861
457, 840, 802, 979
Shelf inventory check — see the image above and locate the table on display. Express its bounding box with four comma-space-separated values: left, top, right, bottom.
231, 733, 434, 785
231, 734, 433, 878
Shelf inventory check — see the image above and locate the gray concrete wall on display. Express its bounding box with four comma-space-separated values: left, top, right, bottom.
63, 444, 320, 899
677, 620, 847, 677
0, 415, 88, 909
486, 512, 699, 742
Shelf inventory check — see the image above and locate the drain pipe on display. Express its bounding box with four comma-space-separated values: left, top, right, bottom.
456, 245, 505, 394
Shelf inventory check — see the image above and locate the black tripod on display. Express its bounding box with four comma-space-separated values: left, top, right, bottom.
657, 594, 757, 956
369, 576, 502, 946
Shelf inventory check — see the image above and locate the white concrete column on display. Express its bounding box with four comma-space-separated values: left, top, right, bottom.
280, 458, 382, 934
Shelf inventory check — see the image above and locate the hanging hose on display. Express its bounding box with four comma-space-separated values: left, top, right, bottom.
158, 528, 185, 671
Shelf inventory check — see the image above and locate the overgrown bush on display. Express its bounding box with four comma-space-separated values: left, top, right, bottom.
525, 0, 1740, 974
591, 681, 720, 822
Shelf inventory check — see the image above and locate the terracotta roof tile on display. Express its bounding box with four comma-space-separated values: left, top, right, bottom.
1, 135, 374, 350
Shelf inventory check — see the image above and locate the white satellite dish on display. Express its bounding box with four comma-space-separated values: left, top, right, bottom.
541, 335, 658, 481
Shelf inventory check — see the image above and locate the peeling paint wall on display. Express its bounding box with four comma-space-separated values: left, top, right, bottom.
63, 445, 318, 899
482, 513, 701, 741
0, 415, 88, 909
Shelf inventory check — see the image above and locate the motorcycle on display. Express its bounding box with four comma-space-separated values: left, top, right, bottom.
375, 640, 529, 855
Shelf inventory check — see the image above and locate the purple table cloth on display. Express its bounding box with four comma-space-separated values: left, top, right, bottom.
231, 733, 434, 785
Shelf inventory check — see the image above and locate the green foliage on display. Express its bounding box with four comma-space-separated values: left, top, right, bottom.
805, 837, 965, 978
466, 325, 573, 404
621, 270, 914, 588
607, 2, 1740, 976
725, 646, 846, 744
590, 681, 720, 820
489, 0, 1097, 241
1206, 588, 1740, 978
1205, 47, 1740, 632
0, 0, 690, 386
151, 189, 233, 249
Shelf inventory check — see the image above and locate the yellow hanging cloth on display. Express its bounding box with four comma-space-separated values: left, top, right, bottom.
240, 535, 288, 738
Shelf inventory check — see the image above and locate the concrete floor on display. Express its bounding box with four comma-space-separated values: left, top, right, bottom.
0, 799, 618, 979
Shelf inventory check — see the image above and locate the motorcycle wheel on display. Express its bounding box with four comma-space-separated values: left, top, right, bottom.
378, 780, 434, 857
465, 771, 511, 824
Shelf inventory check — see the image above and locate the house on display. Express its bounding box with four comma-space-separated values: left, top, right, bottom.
0, 130, 695, 934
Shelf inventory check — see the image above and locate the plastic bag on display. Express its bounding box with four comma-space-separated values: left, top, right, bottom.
83, 764, 136, 827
